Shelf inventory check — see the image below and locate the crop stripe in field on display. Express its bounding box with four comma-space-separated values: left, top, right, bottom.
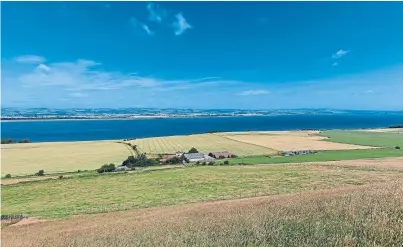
218, 134, 279, 153
157, 137, 170, 153
172, 136, 189, 152
154, 137, 162, 153
160, 137, 175, 153
121, 142, 136, 157
167, 137, 183, 152
160, 137, 179, 153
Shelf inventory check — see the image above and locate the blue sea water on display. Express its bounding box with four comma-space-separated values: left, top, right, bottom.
2, 114, 402, 143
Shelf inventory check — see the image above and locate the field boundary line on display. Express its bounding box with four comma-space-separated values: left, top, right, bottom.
217, 134, 279, 153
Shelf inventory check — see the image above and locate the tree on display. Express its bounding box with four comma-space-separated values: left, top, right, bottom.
5, 174, 11, 178
18, 139, 30, 143
208, 152, 215, 158
396, 146, 401, 149
224, 160, 229, 165
1, 138, 15, 144
35, 170, 45, 176
122, 154, 156, 168
219, 155, 225, 159
188, 147, 199, 153
165, 156, 182, 164
97, 164, 116, 173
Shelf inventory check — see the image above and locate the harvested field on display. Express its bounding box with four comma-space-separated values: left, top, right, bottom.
127, 133, 276, 156
1, 141, 131, 176
2, 180, 403, 247
224, 131, 374, 151
301, 156, 403, 170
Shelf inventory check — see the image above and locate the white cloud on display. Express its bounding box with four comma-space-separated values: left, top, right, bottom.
332, 49, 350, 59
364, 89, 374, 94
173, 13, 192, 35
36, 64, 51, 72
70, 92, 88, 98
14, 55, 46, 64
237, 90, 270, 96
142, 24, 154, 36
130, 17, 153, 36
16, 57, 241, 92
332, 62, 338, 67
147, 3, 166, 23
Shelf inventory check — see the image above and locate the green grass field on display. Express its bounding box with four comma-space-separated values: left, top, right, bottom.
228, 148, 403, 165
319, 130, 403, 148
2, 164, 402, 219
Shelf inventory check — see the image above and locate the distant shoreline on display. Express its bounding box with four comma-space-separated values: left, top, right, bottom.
1, 114, 284, 122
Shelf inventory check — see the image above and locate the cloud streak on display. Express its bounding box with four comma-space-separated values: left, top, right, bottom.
70, 92, 88, 98
237, 90, 270, 96
15, 56, 242, 93
147, 3, 166, 23
332, 49, 350, 59
14, 55, 46, 64
173, 13, 192, 35
130, 17, 153, 36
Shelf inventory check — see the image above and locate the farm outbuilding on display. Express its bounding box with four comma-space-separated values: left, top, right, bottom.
210, 151, 234, 159
184, 153, 216, 163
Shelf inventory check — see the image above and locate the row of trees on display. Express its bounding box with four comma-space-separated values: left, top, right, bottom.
1, 138, 30, 144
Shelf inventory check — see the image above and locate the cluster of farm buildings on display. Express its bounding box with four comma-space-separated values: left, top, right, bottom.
159, 151, 234, 164
159, 149, 318, 164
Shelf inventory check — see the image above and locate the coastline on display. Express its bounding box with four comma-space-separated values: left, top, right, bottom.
1, 114, 272, 122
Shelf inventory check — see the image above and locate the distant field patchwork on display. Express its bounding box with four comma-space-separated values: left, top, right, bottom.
127, 134, 276, 156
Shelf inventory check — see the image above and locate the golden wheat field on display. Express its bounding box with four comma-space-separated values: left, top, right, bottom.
127, 133, 277, 156
1, 141, 132, 176
221, 130, 376, 151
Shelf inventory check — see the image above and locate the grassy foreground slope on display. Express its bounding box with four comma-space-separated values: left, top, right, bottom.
2, 164, 403, 219
2, 180, 403, 247
319, 130, 403, 148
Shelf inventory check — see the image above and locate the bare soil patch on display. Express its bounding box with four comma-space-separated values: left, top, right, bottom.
9, 217, 47, 227
1, 176, 71, 185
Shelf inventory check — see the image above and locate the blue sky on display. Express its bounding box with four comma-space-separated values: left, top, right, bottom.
2, 1, 403, 110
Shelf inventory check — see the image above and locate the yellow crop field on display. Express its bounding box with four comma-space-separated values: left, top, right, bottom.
127, 134, 276, 156
1, 141, 132, 176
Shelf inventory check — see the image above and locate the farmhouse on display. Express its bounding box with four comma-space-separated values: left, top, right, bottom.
184, 153, 216, 163
210, 151, 233, 159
